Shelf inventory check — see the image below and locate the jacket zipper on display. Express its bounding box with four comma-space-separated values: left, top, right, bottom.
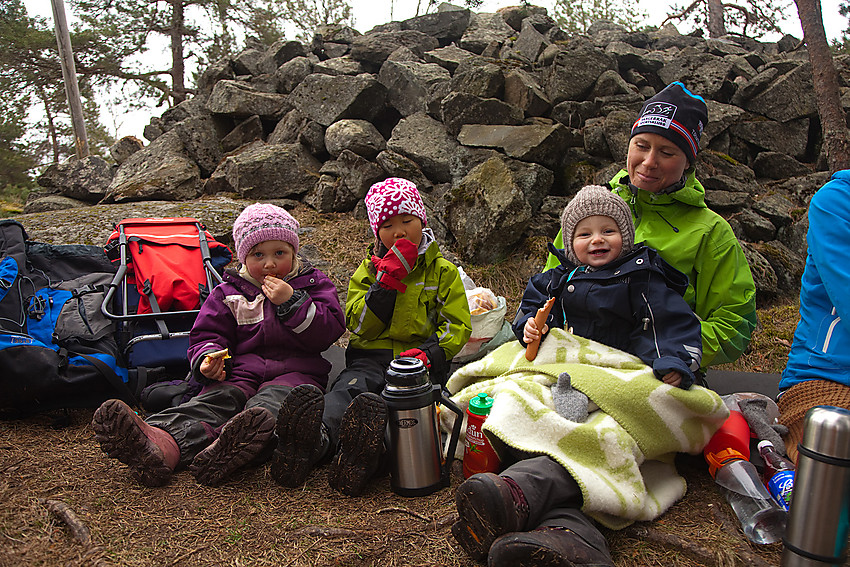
823, 307, 840, 353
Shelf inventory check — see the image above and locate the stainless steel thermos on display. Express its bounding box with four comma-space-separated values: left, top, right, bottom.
381, 357, 463, 497
782, 405, 850, 567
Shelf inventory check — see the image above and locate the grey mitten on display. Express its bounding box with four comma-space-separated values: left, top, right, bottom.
739, 398, 789, 455
552, 372, 589, 423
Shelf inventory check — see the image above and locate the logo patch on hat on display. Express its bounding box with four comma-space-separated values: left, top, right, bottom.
636, 101, 677, 130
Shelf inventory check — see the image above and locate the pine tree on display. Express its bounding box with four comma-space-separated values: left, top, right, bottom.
662, 0, 789, 38
552, 0, 646, 34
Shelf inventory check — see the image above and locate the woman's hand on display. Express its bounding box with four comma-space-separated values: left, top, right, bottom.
263, 275, 294, 305
661, 371, 682, 388
200, 355, 226, 381
523, 317, 549, 344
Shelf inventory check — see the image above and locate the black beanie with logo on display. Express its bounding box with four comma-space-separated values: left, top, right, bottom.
630, 82, 708, 163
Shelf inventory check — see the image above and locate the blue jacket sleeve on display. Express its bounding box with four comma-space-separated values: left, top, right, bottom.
628, 271, 702, 389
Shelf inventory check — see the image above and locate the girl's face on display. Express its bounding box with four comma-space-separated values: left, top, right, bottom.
626, 133, 690, 194
377, 214, 423, 251
245, 240, 295, 282
572, 215, 623, 268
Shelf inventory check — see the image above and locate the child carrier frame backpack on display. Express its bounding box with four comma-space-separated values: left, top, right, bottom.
101, 218, 232, 394
0, 220, 130, 415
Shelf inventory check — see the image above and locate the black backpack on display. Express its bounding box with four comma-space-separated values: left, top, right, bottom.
0, 220, 133, 415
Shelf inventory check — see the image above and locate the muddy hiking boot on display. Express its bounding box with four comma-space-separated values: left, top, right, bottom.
91, 399, 180, 487
270, 384, 329, 487
452, 472, 530, 561
190, 406, 276, 486
488, 527, 615, 567
328, 392, 387, 496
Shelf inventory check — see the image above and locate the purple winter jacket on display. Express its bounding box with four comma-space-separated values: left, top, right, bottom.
187, 262, 345, 395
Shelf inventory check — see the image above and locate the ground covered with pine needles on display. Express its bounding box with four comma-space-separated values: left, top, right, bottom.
1, 205, 793, 566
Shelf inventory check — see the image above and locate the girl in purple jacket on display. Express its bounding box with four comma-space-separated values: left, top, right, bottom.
92, 204, 345, 487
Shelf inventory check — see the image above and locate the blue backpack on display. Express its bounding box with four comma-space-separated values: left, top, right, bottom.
0, 220, 132, 415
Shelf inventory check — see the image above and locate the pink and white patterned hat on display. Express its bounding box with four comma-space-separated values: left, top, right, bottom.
364, 178, 428, 236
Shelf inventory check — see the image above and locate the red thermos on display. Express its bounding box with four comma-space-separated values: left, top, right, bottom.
462, 393, 500, 479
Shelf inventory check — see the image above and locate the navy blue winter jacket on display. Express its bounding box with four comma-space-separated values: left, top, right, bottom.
513, 244, 703, 388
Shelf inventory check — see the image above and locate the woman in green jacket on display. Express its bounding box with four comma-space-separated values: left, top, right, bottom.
545, 82, 757, 372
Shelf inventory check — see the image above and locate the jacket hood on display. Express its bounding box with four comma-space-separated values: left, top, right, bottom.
548, 242, 689, 297
612, 168, 708, 209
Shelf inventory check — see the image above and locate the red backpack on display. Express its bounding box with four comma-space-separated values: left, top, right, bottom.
104, 218, 232, 314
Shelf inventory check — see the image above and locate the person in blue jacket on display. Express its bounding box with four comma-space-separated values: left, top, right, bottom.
779, 170, 850, 462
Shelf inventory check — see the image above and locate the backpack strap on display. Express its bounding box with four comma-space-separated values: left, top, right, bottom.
70, 350, 140, 407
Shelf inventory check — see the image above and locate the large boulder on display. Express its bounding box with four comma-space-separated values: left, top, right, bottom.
446, 156, 553, 263
205, 142, 321, 200
286, 74, 388, 126
387, 112, 464, 183
325, 119, 387, 159
378, 60, 451, 117
104, 130, 202, 202
36, 156, 115, 203
457, 124, 569, 170
206, 80, 290, 117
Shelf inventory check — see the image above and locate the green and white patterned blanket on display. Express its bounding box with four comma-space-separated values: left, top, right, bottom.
446, 328, 728, 530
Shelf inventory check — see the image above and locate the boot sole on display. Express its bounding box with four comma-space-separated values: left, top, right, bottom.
190, 407, 276, 486
91, 399, 172, 487
454, 473, 518, 560
270, 384, 325, 487
327, 393, 386, 496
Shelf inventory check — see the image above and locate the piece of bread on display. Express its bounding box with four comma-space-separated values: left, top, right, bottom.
205, 348, 230, 360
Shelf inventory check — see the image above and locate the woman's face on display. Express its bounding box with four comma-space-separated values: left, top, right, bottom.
626, 133, 690, 194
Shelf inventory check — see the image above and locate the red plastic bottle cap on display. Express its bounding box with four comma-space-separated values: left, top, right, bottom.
704, 410, 751, 461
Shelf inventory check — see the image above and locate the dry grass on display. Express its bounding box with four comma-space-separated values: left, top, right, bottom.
0, 204, 795, 566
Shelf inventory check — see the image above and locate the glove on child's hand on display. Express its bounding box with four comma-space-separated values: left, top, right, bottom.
551, 372, 589, 423
399, 348, 430, 368
739, 397, 789, 455
373, 239, 418, 292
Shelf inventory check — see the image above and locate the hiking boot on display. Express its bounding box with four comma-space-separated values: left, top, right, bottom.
91, 399, 180, 487
270, 384, 328, 487
327, 392, 387, 496
488, 527, 614, 567
452, 473, 530, 561
189, 406, 276, 486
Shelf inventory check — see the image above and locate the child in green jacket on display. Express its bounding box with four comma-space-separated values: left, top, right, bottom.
271, 177, 472, 496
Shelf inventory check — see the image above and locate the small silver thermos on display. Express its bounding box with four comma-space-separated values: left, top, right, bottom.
783, 405, 850, 567
382, 357, 463, 497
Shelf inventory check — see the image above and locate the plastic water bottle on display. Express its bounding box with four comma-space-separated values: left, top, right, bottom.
758, 440, 795, 511
712, 454, 787, 544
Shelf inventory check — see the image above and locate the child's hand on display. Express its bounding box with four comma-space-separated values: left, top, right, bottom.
263, 275, 294, 305
523, 317, 549, 344
661, 371, 682, 388
200, 354, 226, 381
373, 238, 419, 292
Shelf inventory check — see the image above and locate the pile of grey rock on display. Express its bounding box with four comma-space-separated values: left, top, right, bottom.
32, 2, 849, 299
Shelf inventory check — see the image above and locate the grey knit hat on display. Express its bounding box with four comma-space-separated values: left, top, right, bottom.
560, 185, 635, 265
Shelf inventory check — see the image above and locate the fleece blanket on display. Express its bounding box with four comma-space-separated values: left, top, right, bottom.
446, 328, 728, 530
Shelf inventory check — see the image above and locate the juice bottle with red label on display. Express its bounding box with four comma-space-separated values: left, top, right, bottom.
462, 392, 500, 478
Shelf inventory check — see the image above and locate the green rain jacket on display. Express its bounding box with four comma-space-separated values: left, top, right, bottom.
545, 169, 757, 368
346, 234, 472, 364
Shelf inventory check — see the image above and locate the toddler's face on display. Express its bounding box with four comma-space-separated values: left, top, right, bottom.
245, 240, 294, 282
377, 214, 423, 251
572, 215, 623, 268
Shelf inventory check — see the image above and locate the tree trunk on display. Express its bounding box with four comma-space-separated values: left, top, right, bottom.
170, 0, 186, 104
795, 0, 850, 172
39, 88, 60, 164
707, 0, 726, 37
